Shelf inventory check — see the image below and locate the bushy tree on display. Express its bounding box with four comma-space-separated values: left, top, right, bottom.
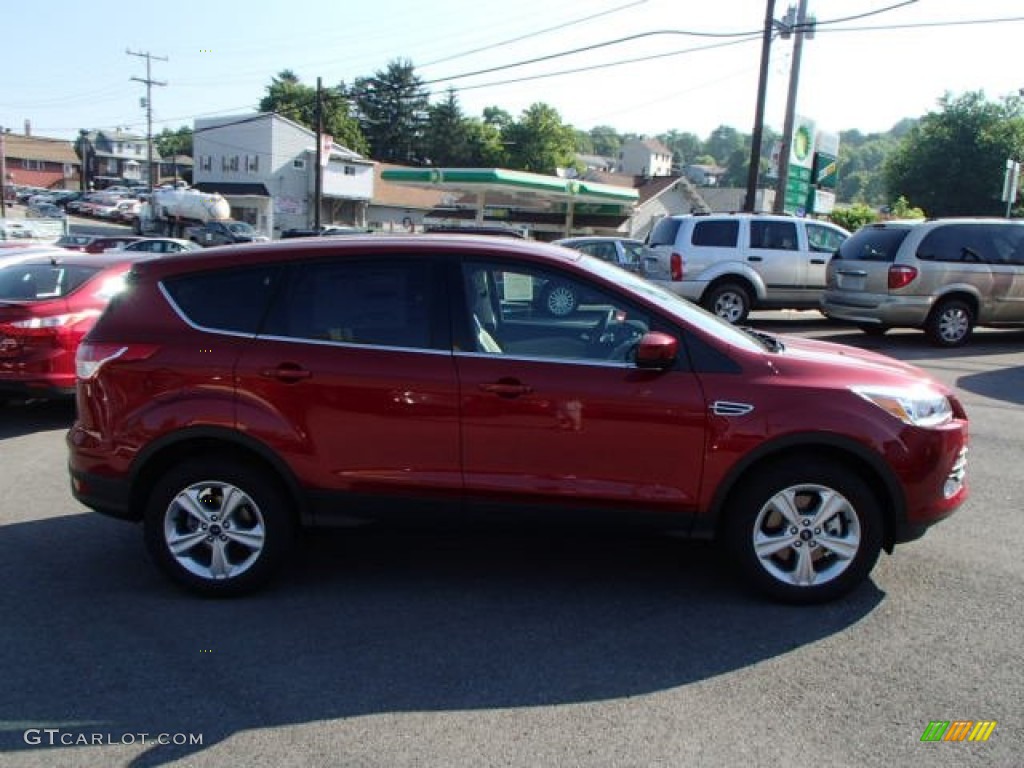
830, 203, 878, 232
501, 103, 579, 174
259, 70, 367, 155
884, 91, 1024, 216
351, 59, 430, 163
156, 126, 193, 158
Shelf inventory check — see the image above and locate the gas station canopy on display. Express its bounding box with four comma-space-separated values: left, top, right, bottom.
379, 167, 638, 236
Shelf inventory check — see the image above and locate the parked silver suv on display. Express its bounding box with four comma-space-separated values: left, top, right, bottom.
646, 213, 849, 323
821, 218, 1024, 346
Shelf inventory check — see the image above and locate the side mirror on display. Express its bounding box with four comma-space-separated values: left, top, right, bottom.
634, 331, 678, 369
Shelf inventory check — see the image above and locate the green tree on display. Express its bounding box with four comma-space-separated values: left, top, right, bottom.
424, 88, 474, 166
259, 70, 367, 155
351, 59, 430, 163
155, 126, 193, 158
501, 103, 579, 174
704, 125, 744, 166
658, 129, 702, 170
884, 91, 1024, 216
589, 125, 623, 158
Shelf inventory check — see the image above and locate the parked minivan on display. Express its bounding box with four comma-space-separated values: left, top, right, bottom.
821, 218, 1024, 346
646, 213, 849, 323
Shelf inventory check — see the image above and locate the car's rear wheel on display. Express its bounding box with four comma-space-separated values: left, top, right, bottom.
703, 282, 751, 324
724, 459, 883, 604
925, 298, 974, 347
541, 282, 578, 317
143, 458, 295, 597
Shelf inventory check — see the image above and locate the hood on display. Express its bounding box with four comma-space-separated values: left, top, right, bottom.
770, 334, 949, 392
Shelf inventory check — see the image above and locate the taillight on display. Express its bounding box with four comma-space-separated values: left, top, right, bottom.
76, 342, 156, 379
888, 265, 918, 290
10, 310, 100, 331
670, 252, 684, 281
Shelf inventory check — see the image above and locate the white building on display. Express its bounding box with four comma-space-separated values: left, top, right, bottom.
192, 113, 374, 236
617, 138, 674, 178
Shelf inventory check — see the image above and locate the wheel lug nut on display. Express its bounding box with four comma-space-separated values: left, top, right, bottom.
814, 528, 821, 535
794, 541, 802, 548
206, 535, 214, 542
201, 524, 207, 530
211, 515, 219, 522
790, 527, 798, 534
220, 535, 228, 541
809, 541, 817, 548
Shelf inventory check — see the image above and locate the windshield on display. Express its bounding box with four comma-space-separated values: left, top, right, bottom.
227, 222, 257, 235
580, 255, 765, 353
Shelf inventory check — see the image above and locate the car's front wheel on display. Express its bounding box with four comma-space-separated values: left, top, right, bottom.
724, 459, 883, 604
143, 458, 295, 597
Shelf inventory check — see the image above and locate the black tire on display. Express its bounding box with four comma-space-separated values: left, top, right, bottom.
723, 459, 883, 604
540, 282, 578, 317
925, 298, 974, 347
143, 457, 295, 597
857, 324, 889, 337
703, 282, 751, 325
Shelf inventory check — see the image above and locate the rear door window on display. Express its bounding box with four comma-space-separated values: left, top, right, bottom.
263, 259, 445, 351
917, 223, 1024, 264
692, 220, 739, 247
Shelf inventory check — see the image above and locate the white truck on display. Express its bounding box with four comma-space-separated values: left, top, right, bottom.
135, 187, 266, 246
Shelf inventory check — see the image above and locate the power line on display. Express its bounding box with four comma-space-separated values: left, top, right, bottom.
418, 0, 649, 67
448, 35, 763, 93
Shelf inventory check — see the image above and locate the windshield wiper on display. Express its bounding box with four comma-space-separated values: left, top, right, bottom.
740, 326, 784, 352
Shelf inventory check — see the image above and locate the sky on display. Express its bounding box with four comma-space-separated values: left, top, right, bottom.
3, 0, 1024, 147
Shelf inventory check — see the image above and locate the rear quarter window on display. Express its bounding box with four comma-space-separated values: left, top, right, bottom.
648, 218, 683, 247
836, 227, 911, 262
162, 266, 281, 333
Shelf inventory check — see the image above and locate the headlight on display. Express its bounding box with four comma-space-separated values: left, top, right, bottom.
852, 386, 953, 427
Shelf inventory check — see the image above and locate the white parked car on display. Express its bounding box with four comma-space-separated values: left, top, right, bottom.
107, 237, 201, 255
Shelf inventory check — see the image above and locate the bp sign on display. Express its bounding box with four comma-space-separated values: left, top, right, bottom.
784, 116, 816, 215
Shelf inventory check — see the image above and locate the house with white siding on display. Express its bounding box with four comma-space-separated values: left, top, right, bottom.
192, 113, 373, 237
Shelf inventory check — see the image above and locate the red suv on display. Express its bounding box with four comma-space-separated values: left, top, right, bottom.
67, 236, 970, 603
0, 251, 142, 400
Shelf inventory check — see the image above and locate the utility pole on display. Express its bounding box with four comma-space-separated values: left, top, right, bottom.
744, 0, 777, 212
0, 127, 7, 218
773, 0, 809, 214
314, 77, 323, 230
127, 49, 167, 189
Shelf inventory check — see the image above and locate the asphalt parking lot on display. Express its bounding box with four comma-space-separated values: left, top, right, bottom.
0, 315, 1021, 768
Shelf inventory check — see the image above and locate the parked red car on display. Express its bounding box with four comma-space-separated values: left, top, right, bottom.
56, 235, 142, 254
67, 236, 970, 602
0, 251, 144, 400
